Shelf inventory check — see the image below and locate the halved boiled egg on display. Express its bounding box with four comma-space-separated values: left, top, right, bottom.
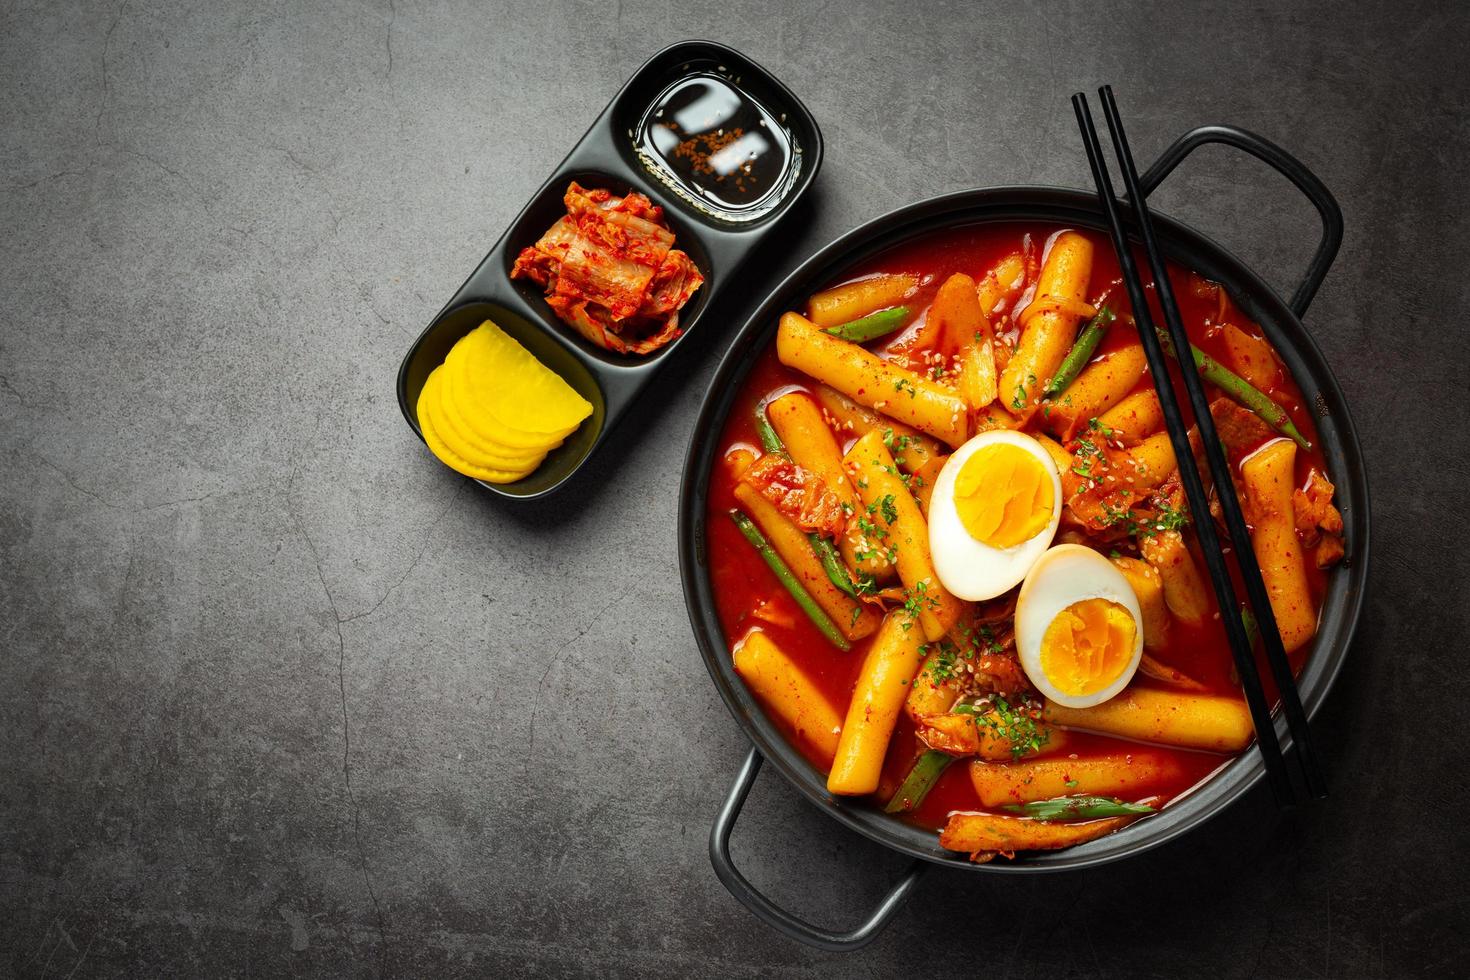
928, 430, 1062, 601
1015, 544, 1144, 708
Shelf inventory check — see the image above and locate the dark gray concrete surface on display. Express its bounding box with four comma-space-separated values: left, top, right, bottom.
3, 0, 1467, 976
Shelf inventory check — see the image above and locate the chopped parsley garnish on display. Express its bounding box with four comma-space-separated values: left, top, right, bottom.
1099, 500, 1142, 536
987, 695, 1050, 759
923, 640, 961, 683
1155, 500, 1189, 532
901, 581, 940, 624
882, 427, 914, 456
856, 514, 886, 540
1070, 438, 1105, 480
879, 494, 898, 525
959, 694, 1050, 759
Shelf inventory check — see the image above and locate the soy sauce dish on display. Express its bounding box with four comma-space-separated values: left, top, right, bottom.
396, 41, 822, 499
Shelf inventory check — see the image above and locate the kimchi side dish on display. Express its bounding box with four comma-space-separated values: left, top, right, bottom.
512, 181, 704, 355
706, 225, 1344, 862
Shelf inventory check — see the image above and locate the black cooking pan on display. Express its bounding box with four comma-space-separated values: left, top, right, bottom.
678, 125, 1370, 951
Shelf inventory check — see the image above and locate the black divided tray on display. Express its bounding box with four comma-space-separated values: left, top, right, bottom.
395, 40, 824, 500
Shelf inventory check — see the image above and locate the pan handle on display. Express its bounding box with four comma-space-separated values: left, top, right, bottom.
1137, 124, 1343, 318
709, 747, 927, 952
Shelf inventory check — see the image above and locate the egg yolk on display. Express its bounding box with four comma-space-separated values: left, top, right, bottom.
1039, 598, 1138, 696
954, 444, 1055, 548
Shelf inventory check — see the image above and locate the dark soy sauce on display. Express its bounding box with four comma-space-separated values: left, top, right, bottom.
635, 72, 800, 222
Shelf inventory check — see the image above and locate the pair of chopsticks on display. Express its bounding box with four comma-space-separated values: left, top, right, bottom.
1072, 87, 1325, 806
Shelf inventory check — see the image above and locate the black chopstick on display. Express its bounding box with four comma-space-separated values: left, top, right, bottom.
1096, 85, 1325, 801
1071, 92, 1298, 806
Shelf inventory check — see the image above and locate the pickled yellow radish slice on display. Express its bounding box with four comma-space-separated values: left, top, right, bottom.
428, 368, 554, 468
417, 375, 544, 483
443, 342, 579, 451
454, 322, 593, 434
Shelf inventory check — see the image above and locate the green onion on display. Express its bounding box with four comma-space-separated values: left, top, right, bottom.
730, 511, 850, 651
1241, 606, 1260, 650
754, 404, 784, 455
1226, 607, 1262, 688
1043, 307, 1116, 400
1155, 329, 1310, 450
884, 750, 955, 813
753, 404, 856, 598
823, 306, 910, 344
1002, 795, 1156, 822
753, 404, 855, 598
810, 533, 858, 597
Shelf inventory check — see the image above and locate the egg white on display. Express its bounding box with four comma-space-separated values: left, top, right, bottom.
928, 430, 1062, 601
1014, 544, 1144, 708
